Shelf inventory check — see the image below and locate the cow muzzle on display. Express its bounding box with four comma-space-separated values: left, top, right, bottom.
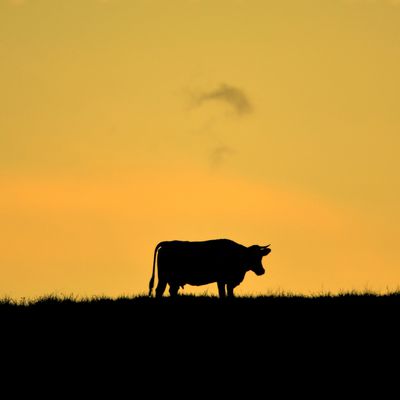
254, 268, 265, 276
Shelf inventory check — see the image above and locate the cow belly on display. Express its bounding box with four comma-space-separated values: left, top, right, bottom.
184, 275, 219, 286
167, 265, 221, 286
159, 258, 223, 284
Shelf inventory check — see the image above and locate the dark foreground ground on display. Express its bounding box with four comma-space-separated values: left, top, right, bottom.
2, 293, 399, 390
2, 292, 399, 336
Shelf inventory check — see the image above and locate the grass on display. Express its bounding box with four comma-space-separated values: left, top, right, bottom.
1, 289, 399, 305
3, 291, 398, 335
2, 291, 398, 359
1, 290, 399, 312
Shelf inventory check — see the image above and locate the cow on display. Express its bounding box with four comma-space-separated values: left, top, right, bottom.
148, 239, 271, 298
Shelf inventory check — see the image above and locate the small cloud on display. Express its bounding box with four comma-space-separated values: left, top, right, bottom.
209, 145, 235, 169
342, 0, 400, 5
194, 83, 253, 115
8, 0, 26, 5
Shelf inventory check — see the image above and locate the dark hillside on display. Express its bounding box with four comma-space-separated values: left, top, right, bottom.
2, 294, 398, 383
2, 293, 399, 338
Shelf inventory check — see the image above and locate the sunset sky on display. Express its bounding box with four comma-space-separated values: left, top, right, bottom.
1, 0, 399, 298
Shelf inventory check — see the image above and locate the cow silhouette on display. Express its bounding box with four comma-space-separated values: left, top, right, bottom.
148, 239, 271, 298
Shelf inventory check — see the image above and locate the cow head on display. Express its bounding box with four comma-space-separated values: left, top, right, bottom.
247, 244, 271, 276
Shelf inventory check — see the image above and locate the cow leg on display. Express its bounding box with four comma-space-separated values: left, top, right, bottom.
227, 283, 236, 298
217, 282, 226, 298
169, 283, 179, 298
155, 279, 167, 298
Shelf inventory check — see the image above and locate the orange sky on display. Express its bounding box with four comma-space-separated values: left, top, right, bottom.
1, 0, 399, 298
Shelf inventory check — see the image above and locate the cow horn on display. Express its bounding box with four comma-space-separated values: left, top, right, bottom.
264, 244, 271, 248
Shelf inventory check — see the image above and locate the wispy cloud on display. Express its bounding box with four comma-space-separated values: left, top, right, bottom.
193, 83, 253, 116
7, 0, 113, 4
8, 0, 26, 5
185, 82, 252, 169
342, 0, 400, 5
209, 145, 235, 169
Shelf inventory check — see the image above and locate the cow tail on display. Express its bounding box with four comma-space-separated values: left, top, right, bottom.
148, 242, 164, 297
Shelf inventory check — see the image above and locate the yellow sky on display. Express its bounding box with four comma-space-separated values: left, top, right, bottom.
1, 0, 399, 298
